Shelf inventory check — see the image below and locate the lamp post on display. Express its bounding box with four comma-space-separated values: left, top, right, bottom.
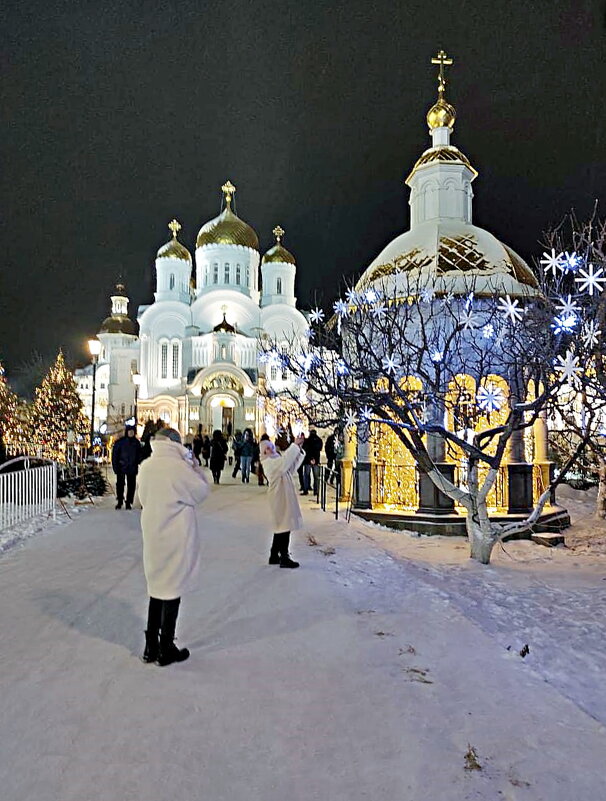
87, 338, 102, 452
132, 372, 142, 429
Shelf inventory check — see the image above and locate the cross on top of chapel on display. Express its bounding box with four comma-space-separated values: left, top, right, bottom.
431, 49, 453, 98
168, 219, 181, 239
273, 225, 285, 243
222, 180, 236, 207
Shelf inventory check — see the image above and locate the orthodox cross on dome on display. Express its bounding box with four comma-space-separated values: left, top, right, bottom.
431, 49, 453, 98
168, 218, 181, 239
222, 180, 236, 208
273, 225, 285, 243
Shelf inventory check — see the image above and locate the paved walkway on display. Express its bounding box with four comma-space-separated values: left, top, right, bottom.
0, 473, 604, 800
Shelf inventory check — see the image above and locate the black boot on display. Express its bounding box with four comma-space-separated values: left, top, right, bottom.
156, 598, 190, 666
278, 532, 299, 569
269, 534, 280, 565
115, 501, 123, 510
141, 630, 159, 663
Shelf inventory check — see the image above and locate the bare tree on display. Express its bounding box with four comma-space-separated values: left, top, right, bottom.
263, 271, 603, 564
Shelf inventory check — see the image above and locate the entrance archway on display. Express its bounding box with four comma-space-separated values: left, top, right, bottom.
209, 394, 236, 434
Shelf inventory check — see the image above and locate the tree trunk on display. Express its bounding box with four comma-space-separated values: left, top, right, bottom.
596, 457, 606, 520
466, 512, 497, 564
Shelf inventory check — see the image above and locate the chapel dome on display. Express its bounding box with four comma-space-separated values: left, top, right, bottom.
156, 219, 192, 262
196, 181, 259, 251
213, 313, 236, 333
262, 225, 296, 265
99, 315, 138, 336
427, 97, 456, 130
356, 221, 539, 298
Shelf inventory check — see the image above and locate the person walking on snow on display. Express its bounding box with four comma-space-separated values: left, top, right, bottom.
260, 434, 305, 568
111, 424, 142, 510
137, 427, 210, 666
239, 428, 255, 483
209, 429, 228, 483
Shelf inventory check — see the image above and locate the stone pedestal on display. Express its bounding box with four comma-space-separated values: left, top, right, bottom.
416, 463, 456, 515
507, 463, 534, 514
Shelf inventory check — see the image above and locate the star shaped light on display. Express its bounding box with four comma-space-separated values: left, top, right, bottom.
365, 288, 379, 303
430, 350, 443, 363
581, 320, 601, 349
335, 358, 349, 376
345, 288, 359, 304
482, 323, 495, 339
540, 248, 564, 276
419, 287, 435, 303
554, 350, 583, 384
556, 294, 580, 318
561, 251, 581, 273
382, 356, 398, 374
333, 299, 349, 317
460, 307, 477, 330
359, 405, 373, 422
551, 314, 578, 335
575, 264, 606, 296
309, 307, 325, 324
371, 302, 388, 319
497, 295, 524, 324
344, 410, 358, 429
476, 384, 505, 413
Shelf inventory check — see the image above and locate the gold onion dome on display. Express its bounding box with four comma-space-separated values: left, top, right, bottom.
157, 219, 192, 262
262, 225, 296, 265
213, 312, 236, 333
196, 181, 259, 250
426, 49, 456, 130
99, 283, 137, 335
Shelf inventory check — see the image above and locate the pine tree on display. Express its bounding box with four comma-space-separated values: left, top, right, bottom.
31, 351, 88, 462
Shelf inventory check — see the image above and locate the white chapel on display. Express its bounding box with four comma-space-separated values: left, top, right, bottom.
76, 181, 309, 438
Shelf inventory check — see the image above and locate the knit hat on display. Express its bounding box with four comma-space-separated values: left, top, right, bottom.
154, 427, 182, 444
260, 440, 277, 460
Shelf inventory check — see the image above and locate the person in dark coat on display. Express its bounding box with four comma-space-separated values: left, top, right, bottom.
201, 434, 211, 466
209, 429, 228, 484
192, 425, 203, 466
231, 431, 243, 478
140, 420, 157, 462
325, 431, 336, 485
112, 425, 142, 509
239, 428, 255, 483
302, 430, 323, 495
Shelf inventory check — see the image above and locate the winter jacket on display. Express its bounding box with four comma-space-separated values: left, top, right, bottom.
240, 437, 254, 458
209, 436, 228, 470
303, 432, 323, 465
112, 433, 142, 475
192, 434, 203, 458
138, 438, 210, 599
325, 434, 336, 461
262, 443, 305, 532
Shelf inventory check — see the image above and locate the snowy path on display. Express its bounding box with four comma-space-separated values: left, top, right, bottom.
0, 476, 605, 800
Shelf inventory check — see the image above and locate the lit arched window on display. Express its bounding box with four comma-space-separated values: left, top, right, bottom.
160, 342, 168, 379
212, 263, 218, 284
236, 264, 241, 285
172, 342, 179, 379
276, 277, 282, 294
224, 263, 230, 283
169, 273, 175, 290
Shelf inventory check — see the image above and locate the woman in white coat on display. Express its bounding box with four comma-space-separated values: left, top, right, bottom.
137, 427, 210, 666
260, 434, 305, 568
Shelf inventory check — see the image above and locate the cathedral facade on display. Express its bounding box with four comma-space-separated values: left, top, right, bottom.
77, 181, 308, 438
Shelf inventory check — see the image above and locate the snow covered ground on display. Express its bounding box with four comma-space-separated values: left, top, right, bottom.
0, 475, 604, 800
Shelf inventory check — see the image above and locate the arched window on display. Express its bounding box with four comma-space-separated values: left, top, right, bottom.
212, 263, 219, 284
169, 273, 175, 290
204, 265, 209, 286
245, 266, 250, 287
235, 264, 241, 285
160, 343, 168, 379
276, 277, 282, 294
172, 342, 179, 379
224, 263, 230, 283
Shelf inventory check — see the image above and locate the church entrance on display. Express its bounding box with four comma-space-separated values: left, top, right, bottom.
209, 394, 236, 435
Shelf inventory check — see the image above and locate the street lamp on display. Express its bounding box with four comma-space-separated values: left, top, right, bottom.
132, 372, 142, 427
87, 338, 102, 450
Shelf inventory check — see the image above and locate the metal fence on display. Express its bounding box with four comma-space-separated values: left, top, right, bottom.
0, 457, 57, 532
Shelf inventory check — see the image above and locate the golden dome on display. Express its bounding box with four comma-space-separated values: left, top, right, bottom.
406, 145, 477, 182
157, 219, 192, 262
262, 225, 296, 264
99, 315, 138, 336
427, 97, 456, 130
196, 181, 259, 250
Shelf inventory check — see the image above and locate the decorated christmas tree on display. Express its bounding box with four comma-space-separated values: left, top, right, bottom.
31, 351, 88, 461
0, 362, 18, 459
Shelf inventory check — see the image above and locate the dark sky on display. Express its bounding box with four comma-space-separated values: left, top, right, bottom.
1, 0, 605, 376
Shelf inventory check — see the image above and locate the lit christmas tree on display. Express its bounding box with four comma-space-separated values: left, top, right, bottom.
31, 351, 88, 462
0, 362, 18, 458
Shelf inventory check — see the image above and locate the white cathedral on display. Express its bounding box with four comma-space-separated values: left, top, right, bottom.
76, 181, 309, 438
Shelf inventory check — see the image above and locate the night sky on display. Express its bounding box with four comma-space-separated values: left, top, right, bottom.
1, 0, 605, 378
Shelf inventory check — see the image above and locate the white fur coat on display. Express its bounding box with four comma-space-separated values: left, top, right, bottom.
262, 443, 305, 532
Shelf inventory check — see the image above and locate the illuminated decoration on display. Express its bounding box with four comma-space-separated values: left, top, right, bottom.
31, 351, 88, 462
333, 299, 349, 318
359, 405, 373, 422
561, 251, 581, 273
371, 302, 388, 319
430, 350, 443, 363
581, 320, 601, 349
335, 359, 349, 376
344, 410, 357, 430
575, 263, 606, 295
420, 287, 435, 303
497, 294, 523, 324
441, 291, 455, 306
345, 288, 359, 304
551, 314, 577, 335
476, 384, 505, 413
540, 248, 564, 275
554, 350, 582, 384
460, 307, 477, 329
482, 323, 494, 339
365, 288, 379, 303
556, 295, 580, 318
382, 356, 398, 374
309, 307, 325, 324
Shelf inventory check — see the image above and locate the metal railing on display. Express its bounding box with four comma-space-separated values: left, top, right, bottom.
315, 465, 342, 519
372, 463, 418, 510
0, 457, 57, 532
